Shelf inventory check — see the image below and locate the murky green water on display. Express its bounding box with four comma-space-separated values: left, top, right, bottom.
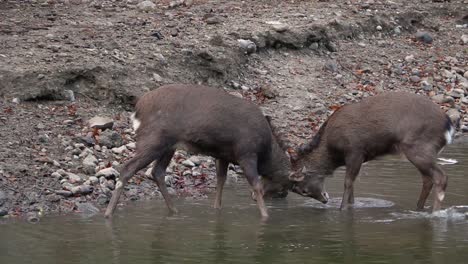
2, 140, 468, 264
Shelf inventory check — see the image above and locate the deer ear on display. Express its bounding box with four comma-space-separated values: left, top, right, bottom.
289, 171, 305, 182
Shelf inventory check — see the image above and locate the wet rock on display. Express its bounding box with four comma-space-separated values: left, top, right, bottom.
70, 185, 94, 195
415, 31, 433, 44
137, 0, 156, 11
0, 209, 7, 217
237, 39, 257, 54
96, 167, 120, 179
99, 130, 123, 148
55, 190, 73, 197
97, 194, 109, 205
76, 202, 99, 217
27, 212, 40, 223
88, 116, 114, 130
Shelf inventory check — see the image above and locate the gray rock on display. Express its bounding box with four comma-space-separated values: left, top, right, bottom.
27, 212, 40, 223
76, 202, 100, 217
70, 185, 94, 195
237, 39, 257, 54
461, 97, 468, 105
67, 172, 83, 184
51, 171, 63, 179
0, 209, 7, 217
189, 156, 202, 166
36, 123, 45, 130
410, 75, 421, 83
431, 94, 454, 105
464, 71, 468, 79
126, 142, 136, 150
105, 180, 115, 190
137, 0, 156, 11
182, 159, 195, 167
96, 167, 120, 179
272, 23, 289, 33
55, 190, 73, 197
461, 125, 468, 133
88, 116, 114, 130
99, 130, 123, 148
89, 176, 99, 184
324, 60, 338, 72
421, 80, 433, 91
415, 31, 433, 44
112, 145, 127, 154
205, 16, 222, 25
82, 154, 98, 174
165, 175, 174, 186
461, 34, 468, 45
442, 69, 454, 79
97, 194, 109, 205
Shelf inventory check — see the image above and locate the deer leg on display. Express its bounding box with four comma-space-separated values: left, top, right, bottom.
239, 156, 268, 219
105, 150, 159, 218
431, 165, 447, 212
340, 154, 363, 210
402, 143, 445, 211
214, 159, 229, 209
416, 175, 433, 210
151, 149, 177, 214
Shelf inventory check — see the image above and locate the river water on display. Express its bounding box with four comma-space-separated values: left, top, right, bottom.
1, 140, 468, 264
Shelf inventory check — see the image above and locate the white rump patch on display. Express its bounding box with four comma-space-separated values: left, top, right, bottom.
131, 112, 141, 131
445, 125, 454, 144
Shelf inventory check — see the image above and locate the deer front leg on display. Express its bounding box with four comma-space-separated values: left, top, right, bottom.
340, 154, 363, 210
239, 156, 268, 219
214, 159, 229, 209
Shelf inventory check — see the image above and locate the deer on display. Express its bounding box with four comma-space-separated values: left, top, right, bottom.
280, 92, 455, 212
104, 84, 302, 219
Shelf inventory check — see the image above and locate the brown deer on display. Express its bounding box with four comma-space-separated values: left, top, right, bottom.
282, 92, 455, 212
104, 84, 298, 219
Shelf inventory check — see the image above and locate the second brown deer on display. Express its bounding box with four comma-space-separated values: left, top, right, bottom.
282, 92, 455, 212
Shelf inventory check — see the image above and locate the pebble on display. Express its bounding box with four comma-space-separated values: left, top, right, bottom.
182, 159, 196, 167
376, 25, 382, 31
89, 176, 99, 184
112, 145, 127, 154
421, 80, 433, 91
67, 172, 83, 184
88, 116, 114, 130
70, 185, 94, 195
404, 55, 415, 63
99, 130, 123, 148
55, 190, 73, 197
446, 108, 461, 125
237, 39, 257, 54
82, 154, 98, 173
409, 76, 421, 83
461, 34, 468, 45
51, 172, 62, 179
272, 23, 289, 33
12, 98, 20, 104
126, 142, 136, 150
96, 167, 120, 179
415, 31, 433, 44
137, 0, 156, 11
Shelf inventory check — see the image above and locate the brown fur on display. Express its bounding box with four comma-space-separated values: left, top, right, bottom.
288, 92, 453, 211
105, 84, 291, 219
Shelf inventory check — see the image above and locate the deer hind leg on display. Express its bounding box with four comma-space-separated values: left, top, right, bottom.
340, 154, 363, 210
238, 155, 268, 219
150, 149, 177, 214
214, 159, 229, 209
402, 144, 447, 212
